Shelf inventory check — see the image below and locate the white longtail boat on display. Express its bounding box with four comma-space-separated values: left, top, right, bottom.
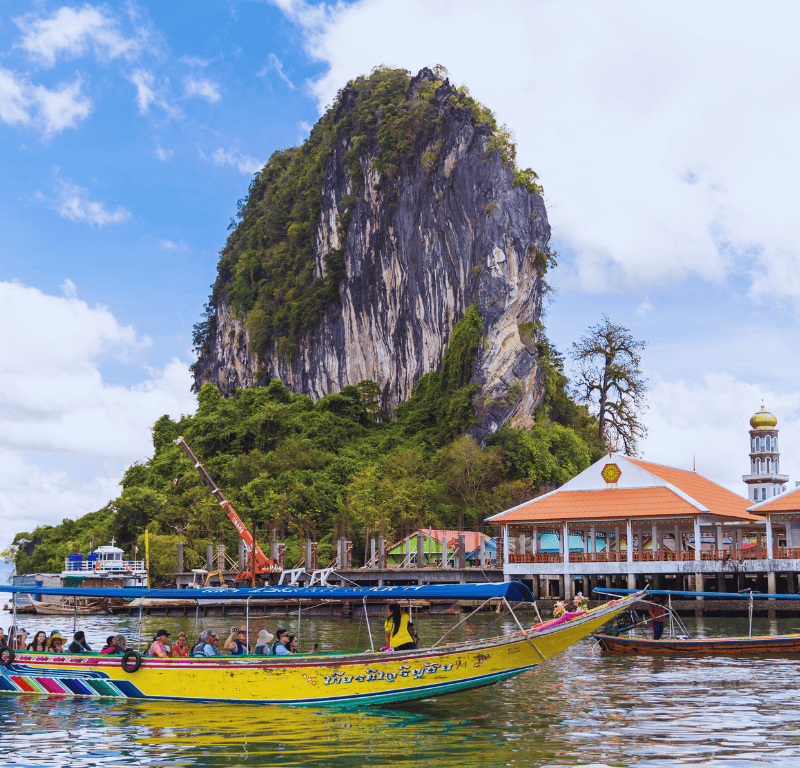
1, 583, 641, 706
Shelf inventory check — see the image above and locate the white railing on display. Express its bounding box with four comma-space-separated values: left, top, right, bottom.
64, 559, 146, 573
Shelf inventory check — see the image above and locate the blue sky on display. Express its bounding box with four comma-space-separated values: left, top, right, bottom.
2, 0, 800, 553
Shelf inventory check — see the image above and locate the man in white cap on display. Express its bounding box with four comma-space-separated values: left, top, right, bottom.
254, 629, 275, 655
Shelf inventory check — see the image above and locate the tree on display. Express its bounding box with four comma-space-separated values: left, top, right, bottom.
570, 316, 647, 455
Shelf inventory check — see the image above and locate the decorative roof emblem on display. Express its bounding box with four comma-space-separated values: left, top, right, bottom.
601, 463, 622, 485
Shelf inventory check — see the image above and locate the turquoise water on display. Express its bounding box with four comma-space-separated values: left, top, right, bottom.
3, 595, 800, 767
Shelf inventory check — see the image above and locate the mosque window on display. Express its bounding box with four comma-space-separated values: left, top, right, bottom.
766, 436, 771, 451
762, 487, 767, 501
753, 487, 759, 500
756, 459, 761, 474
766, 458, 771, 473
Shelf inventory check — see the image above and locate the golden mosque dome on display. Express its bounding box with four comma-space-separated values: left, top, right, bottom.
750, 406, 778, 430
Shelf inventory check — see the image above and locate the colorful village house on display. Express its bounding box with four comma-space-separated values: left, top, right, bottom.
385, 529, 494, 568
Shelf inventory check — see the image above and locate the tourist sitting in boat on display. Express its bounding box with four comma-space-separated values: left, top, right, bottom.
27, 631, 47, 652
47, 632, 65, 652
190, 630, 211, 656
384, 603, 417, 651
285, 634, 320, 654
68, 631, 92, 653
101, 634, 128, 654
7, 626, 28, 650
254, 629, 274, 654
224, 627, 251, 655
147, 629, 171, 657
170, 632, 189, 657
0, 627, 7, 652
191, 630, 221, 657
270, 629, 293, 655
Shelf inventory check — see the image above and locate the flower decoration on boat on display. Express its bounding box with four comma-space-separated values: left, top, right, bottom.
553, 601, 567, 618
573, 592, 588, 612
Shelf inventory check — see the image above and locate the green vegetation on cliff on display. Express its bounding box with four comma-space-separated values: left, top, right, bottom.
11, 317, 600, 582
192, 66, 543, 374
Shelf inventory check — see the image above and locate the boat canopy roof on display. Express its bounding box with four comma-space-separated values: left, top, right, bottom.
594, 587, 800, 601
5, 581, 534, 602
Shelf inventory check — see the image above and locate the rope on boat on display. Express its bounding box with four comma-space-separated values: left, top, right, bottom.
362, 596, 374, 652
502, 597, 546, 661
430, 597, 497, 648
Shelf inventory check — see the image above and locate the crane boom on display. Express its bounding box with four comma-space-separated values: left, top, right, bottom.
173, 436, 280, 578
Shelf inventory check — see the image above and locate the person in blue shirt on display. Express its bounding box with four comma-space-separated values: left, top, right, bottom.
271, 629, 292, 655
224, 627, 251, 655
202, 632, 221, 656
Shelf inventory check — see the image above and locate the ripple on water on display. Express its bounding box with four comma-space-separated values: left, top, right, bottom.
3, 612, 800, 766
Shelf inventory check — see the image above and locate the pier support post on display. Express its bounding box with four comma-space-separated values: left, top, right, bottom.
305, 539, 312, 572
417, 532, 425, 568
378, 535, 385, 569
479, 538, 485, 567
238, 539, 245, 571
458, 535, 466, 570
371, 538, 377, 569
206, 543, 213, 571
626, 518, 634, 591
177, 540, 184, 575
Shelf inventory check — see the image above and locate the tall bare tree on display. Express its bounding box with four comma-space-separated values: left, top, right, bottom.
570, 316, 647, 455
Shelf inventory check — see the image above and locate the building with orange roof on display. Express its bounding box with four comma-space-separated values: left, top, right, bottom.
484, 451, 795, 600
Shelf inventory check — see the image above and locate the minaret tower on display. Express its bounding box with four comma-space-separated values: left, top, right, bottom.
743, 405, 788, 502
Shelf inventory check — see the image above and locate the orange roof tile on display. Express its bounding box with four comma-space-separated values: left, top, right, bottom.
751, 486, 800, 513
626, 458, 762, 521
491, 486, 702, 524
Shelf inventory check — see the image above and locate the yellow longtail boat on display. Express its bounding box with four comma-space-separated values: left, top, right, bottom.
1, 583, 640, 706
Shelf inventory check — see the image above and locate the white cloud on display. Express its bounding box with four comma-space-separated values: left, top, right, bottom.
129, 70, 180, 119
184, 77, 221, 103
130, 68, 155, 113
56, 181, 131, 226
212, 147, 263, 175
160, 239, 187, 251
275, 0, 800, 300
258, 53, 296, 89
643, 373, 800, 496
634, 299, 654, 317
14, 5, 140, 67
154, 143, 173, 161
0, 281, 196, 551
0, 67, 92, 137
61, 278, 78, 299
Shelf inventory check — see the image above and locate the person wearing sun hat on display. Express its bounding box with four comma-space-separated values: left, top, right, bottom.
147, 629, 171, 657
47, 632, 65, 652
254, 629, 275, 655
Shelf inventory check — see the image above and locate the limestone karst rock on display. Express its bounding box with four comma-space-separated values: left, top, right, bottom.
193, 67, 553, 443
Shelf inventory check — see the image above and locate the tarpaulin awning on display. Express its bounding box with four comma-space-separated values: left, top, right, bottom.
5, 581, 534, 603
594, 587, 800, 600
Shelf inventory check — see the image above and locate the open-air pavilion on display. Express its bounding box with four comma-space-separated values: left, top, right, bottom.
485, 453, 795, 600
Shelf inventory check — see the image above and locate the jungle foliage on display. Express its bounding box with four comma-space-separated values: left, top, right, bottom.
12, 321, 602, 582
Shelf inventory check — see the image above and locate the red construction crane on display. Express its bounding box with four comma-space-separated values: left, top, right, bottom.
173, 436, 281, 581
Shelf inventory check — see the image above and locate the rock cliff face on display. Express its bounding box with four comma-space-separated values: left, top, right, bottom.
194, 67, 553, 442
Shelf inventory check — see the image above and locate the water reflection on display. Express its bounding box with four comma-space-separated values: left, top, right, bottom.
5, 603, 800, 766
